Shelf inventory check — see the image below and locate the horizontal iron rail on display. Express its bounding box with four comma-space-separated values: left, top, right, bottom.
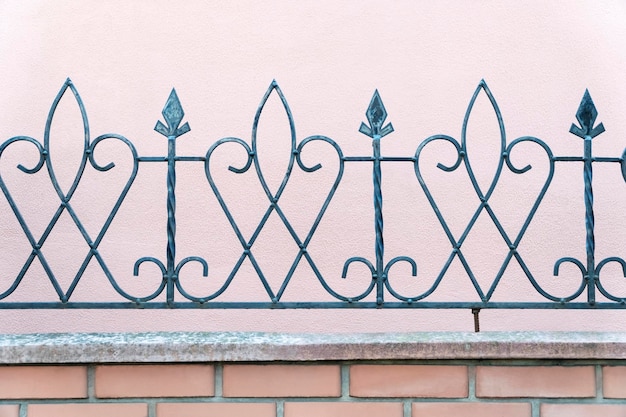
0, 302, 624, 309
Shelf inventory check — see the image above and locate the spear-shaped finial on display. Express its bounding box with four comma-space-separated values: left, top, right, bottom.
155, 89, 191, 138
359, 90, 394, 139
570, 89, 605, 139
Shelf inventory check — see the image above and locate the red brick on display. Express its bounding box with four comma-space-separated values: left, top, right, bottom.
223, 364, 340, 397
0, 366, 86, 399
351, 365, 467, 397
157, 402, 275, 417
284, 402, 403, 417
603, 366, 626, 398
413, 402, 530, 417
95, 364, 213, 398
28, 403, 147, 417
476, 366, 595, 398
0, 405, 19, 417
541, 404, 626, 417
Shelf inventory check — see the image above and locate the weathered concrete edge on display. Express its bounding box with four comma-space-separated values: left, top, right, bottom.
1, 331, 626, 364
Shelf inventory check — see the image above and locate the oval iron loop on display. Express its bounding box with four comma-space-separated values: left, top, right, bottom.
43, 79, 90, 202
251, 81, 296, 203
461, 80, 506, 202
35, 80, 94, 300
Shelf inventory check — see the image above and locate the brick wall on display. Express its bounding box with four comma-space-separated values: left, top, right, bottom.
1, 360, 626, 417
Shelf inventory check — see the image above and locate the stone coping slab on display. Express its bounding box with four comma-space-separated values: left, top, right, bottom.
0, 332, 625, 364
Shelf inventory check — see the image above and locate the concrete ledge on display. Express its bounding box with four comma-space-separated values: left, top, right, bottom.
1, 332, 625, 364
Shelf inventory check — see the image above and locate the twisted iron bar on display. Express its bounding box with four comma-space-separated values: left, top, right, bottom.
0, 79, 625, 309
551, 89, 626, 305
358, 90, 396, 305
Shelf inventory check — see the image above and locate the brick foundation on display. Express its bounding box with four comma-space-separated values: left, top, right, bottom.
0, 332, 625, 416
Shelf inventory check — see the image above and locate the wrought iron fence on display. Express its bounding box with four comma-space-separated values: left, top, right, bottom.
1, 78, 625, 316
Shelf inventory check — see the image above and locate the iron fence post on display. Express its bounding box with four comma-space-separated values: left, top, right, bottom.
372, 135, 384, 305
166, 135, 177, 305
568, 90, 605, 305
359, 90, 394, 306
153, 89, 190, 306
583, 136, 595, 304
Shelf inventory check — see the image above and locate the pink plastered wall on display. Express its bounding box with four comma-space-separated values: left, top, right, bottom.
0, 0, 626, 333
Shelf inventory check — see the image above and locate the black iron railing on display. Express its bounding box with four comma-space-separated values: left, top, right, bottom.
1, 79, 625, 313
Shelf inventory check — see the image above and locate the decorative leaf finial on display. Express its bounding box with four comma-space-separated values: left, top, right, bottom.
155, 89, 191, 138
359, 90, 394, 139
570, 89, 605, 139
